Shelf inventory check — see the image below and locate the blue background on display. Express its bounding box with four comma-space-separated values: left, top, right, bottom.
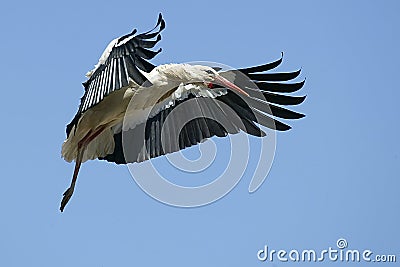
0, 1, 398, 266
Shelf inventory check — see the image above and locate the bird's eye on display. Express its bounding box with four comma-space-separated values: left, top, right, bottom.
205, 70, 214, 74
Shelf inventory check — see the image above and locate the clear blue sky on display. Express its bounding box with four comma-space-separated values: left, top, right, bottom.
0, 1, 399, 266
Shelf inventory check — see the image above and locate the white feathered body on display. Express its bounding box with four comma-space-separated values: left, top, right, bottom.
61, 64, 227, 163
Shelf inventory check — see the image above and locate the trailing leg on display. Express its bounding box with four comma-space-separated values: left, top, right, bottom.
60, 126, 106, 212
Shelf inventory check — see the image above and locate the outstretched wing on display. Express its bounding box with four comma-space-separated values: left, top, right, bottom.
66, 14, 165, 138
218, 52, 306, 132
100, 54, 306, 164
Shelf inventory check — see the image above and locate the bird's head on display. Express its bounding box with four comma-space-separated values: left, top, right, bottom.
166, 64, 249, 96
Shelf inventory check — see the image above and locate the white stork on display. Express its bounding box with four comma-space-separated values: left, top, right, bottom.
61, 14, 306, 211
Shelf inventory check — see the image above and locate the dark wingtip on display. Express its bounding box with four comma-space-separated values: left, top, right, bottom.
296, 95, 307, 105
288, 111, 305, 119
157, 13, 166, 31
160, 19, 166, 31
298, 79, 306, 89
286, 110, 306, 119
237, 54, 283, 75
289, 69, 302, 80
279, 124, 292, 131
279, 52, 284, 62
273, 119, 292, 131
282, 94, 307, 105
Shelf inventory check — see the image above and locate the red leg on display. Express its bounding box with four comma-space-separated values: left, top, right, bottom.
60, 126, 107, 212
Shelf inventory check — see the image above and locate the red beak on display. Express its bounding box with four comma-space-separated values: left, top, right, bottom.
214, 75, 249, 96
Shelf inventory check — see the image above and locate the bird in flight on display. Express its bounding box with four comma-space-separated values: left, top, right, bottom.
61, 13, 306, 212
